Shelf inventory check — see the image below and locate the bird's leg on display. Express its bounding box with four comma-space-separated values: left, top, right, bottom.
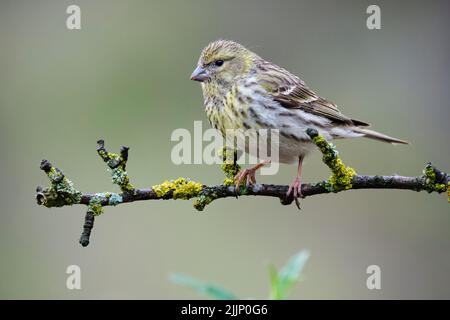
286, 155, 304, 209
234, 159, 271, 192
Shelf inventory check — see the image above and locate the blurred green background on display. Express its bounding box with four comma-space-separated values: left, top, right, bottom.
1, 0, 449, 299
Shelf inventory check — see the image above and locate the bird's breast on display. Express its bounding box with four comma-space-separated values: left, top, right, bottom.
202, 81, 325, 163
204, 84, 253, 136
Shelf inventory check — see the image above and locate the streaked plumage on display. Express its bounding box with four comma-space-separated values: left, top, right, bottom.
191, 40, 408, 205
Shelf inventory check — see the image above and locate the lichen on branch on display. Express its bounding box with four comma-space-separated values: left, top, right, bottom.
36, 130, 449, 247
220, 147, 241, 186
97, 140, 134, 193
423, 162, 448, 193
152, 178, 203, 200
36, 160, 82, 207
306, 128, 356, 192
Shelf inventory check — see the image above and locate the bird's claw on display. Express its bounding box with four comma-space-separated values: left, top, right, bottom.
233, 160, 270, 194
286, 177, 303, 210
234, 168, 256, 193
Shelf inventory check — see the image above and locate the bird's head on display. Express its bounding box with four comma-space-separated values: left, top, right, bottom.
191, 40, 257, 90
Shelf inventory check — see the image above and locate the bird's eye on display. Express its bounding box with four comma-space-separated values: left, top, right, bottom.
214, 60, 224, 67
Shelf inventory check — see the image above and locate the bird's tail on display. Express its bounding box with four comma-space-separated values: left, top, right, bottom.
352, 127, 409, 145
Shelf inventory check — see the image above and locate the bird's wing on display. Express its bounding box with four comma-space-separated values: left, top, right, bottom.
256, 63, 369, 126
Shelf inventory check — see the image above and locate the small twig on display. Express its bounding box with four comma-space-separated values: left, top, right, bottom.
79, 211, 95, 247
36, 130, 450, 246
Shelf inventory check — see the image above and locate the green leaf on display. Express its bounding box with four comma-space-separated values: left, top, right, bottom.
170, 273, 238, 300
268, 264, 280, 300
270, 250, 310, 300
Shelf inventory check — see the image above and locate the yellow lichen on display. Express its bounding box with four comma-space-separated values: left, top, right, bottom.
447, 183, 450, 203
423, 164, 447, 193
152, 177, 203, 200
220, 147, 241, 186
223, 177, 234, 186
97, 149, 107, 159
152, 180, 174, 198
328, 159, 357, 192
310, 133, 356, 192
107, 152, 118, 160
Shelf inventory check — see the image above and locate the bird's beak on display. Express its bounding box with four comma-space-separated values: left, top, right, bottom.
190, 66, 209, 82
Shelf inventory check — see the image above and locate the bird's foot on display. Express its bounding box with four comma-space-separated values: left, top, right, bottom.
234, 160, 270, 193
286, 176, 303, 210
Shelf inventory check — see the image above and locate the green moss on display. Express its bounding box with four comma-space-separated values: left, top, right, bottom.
56, 178, 83, 204
310, 133, 356, 192
447, 183, 450, 203
193, 194, 214, 211
152, 177, 203, 200
38, 187, 78, 208
423, 164, 447, 193
47, 167, 61, 181
39, 166, 82, 207
238, 185, 249, 195
98, 146, 134, 193
88, 196, 104, 216
110, 167, 134, 192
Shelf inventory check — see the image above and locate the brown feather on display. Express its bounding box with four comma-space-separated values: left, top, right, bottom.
256, 61, 369, 126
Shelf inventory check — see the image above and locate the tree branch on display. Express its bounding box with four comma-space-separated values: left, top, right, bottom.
35, 129, 450, 247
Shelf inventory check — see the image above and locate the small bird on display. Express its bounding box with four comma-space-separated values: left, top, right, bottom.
190, 40, 408, 206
